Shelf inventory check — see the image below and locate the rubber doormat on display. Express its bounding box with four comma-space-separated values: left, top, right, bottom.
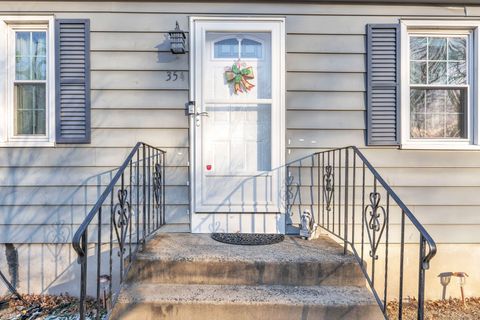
211, 233, 285, 245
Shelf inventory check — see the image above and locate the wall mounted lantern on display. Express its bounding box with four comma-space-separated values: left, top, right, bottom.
169, 21, 186, 54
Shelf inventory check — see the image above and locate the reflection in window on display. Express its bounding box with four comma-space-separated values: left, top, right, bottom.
410, 89, 466, 138
409, 35, 468, 139
214, 38, 239, 59
241, 39, 262, 58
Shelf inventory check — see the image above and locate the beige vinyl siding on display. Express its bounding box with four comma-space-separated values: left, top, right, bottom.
0, 1, 478, 249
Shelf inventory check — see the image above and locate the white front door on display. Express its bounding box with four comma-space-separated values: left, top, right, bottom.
190, 17, 285, 233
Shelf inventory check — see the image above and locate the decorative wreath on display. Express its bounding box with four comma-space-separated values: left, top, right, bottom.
224, 60, 255, 94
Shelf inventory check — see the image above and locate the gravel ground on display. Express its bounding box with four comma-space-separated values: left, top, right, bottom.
0, 295, 106, 320
387, 297, 480, 320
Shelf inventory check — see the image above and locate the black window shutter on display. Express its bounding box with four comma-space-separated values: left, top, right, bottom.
55, 19, 91, 144
366, 24, 400, 146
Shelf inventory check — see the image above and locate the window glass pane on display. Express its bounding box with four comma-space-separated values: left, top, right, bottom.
448, 37, 466, 60
410, 88, 466, 139
448, 61, 466, 84
410, 113, 426, 138
32, 32, 46, 56
425, 114, 445, 138
15, 31, 46, 80
14, 84, 46, 135
410, 61, 427, 84
15, 32, 31, 80
15, 32, 30, 56
446, 89, 463, 113
241, 38, 262, 59
428, 61, 447, 84
214, 38, 239, 59
32, 56, 47, 80
428, 37, 447, 60
410, 37, 427, 60
446, 114, 464, 137
15, 56, 31, 80
426, 89, 446, 114
204, 104, 271, 173
410, 89, 425, 113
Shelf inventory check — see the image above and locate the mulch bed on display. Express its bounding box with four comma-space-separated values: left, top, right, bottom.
0, 294, 106, 320
387, 297, 480, 320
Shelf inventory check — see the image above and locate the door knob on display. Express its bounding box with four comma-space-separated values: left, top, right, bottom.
196, 111, 209, 117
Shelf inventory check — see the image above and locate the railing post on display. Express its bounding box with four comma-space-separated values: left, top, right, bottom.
142, 144, 146, 241
344, 148, 349, 254
136, 150, 140, 244
96, 207, 102, 320
147, 146, 151, 233
162, 151, 166, 226
79, 231, 88, 320
399, 210, 406, 320
317, 153, 321, 227
417, 235, 427, 320
338, 150, 341, 235
118, 174, 125, 283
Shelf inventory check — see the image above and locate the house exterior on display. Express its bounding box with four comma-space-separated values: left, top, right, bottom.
0, 0, 478, 302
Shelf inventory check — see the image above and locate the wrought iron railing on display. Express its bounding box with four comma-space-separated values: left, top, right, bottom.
287, 146, 437, 320
72, 142, 166, 319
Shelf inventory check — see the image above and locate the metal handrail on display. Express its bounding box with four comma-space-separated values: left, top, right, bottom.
73, 142, 140, 258
349, 146, 437, 268
287, 146, 437, 320
71, 142, 166, 319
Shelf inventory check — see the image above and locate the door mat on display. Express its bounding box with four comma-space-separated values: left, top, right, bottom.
211, 233, 285, 245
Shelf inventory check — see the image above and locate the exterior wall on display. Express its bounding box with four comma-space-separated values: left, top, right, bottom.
0, 1, 478, 299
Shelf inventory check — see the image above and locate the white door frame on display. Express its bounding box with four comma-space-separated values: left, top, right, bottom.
188, 16, 286, 233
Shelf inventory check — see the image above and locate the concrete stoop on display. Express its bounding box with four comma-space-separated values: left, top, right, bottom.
110, 233, 384, 320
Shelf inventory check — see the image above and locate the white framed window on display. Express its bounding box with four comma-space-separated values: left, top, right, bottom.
0, 16, 55, 146
401, 21, 480, 149
212, 35, 264, 60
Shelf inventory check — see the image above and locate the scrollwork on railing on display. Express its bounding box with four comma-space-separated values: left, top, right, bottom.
153, 163, 162, 208
363, 191, 386, 260
323, 165, 334, 211
287, 146, 437, 320
285, 172, 300, 217
72, 142, 166, 320
112, 189, 132, 256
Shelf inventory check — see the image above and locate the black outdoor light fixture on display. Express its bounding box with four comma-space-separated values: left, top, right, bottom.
169, 21, 186, 54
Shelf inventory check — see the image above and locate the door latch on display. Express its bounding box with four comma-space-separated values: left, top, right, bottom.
195, 110, 209, 127
196, 111, 209, 117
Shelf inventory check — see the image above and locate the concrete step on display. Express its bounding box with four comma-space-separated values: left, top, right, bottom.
127, 233, 365, 287
111, 283, 384, 320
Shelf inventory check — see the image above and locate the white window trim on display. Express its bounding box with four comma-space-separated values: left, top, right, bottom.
400, 20, 480, 150
0, 16, 55, 147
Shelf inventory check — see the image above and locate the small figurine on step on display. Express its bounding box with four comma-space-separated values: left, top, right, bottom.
300, 210, 317, 240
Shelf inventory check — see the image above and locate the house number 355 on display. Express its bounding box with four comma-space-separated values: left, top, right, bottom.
166, 71, 185, 81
